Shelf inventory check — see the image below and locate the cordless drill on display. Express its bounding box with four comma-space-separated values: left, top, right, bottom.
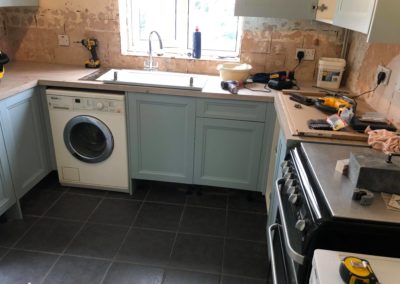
0, 51, 9, 79
75, 39, 101, 68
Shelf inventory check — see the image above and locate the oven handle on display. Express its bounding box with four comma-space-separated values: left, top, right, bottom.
267, 223, 280, 284
275, 179, 305, 265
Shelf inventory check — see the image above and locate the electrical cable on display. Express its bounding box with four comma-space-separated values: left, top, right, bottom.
244, 83, 272, 93
293, 51, 305, 71
353, 71, 386, 99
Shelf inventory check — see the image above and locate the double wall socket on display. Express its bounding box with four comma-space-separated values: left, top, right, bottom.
295, 48, 315, 61
376, 65, 391, 86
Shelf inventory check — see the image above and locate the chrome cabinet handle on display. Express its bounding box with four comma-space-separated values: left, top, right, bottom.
275, 179, 305, 265
267, 223, 280, 284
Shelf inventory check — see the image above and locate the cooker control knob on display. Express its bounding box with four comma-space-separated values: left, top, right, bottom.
295, 219, 307, 232
96, 102, 104, 110
287, 185, 297, 195
284, 178, 296, 188
283, 173, 293, 182
288, 193, 300, 205
280, 160, 290, 169
282, 166, 292, 176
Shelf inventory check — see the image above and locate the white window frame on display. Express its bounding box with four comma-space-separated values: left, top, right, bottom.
119, 0, 242, 58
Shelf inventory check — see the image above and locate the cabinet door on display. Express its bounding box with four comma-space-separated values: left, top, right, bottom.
0, 88, 51, 198
315, 0, 337, 23
333, 0, 376, 33
194, 118, 264, 191
0, 123, 16, 216
0, 0, 38, 7
235, 0, 317, 19
128, 94, 195, 184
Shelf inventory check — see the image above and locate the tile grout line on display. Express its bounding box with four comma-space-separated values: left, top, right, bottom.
98, 184, 152, 284
219, 193, 229, 284
9, 186, 70, 250
39, 193, 106, 284
160, 189, 190, 284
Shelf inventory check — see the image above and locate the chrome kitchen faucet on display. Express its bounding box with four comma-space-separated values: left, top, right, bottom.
144, 31, 163, 71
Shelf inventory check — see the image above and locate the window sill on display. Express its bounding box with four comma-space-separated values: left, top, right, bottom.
124, 51, 240, 62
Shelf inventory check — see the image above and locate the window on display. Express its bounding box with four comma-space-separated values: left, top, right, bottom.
119, 0, 242, 58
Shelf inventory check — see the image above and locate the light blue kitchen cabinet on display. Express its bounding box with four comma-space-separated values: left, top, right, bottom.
128, 93, 196, 184
0, 88, 51, 198
0, 121, 16, 216
0, 0, 38, 7
194, 117, 264, 191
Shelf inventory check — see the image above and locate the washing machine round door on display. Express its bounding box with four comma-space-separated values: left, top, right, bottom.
64, 115, 114, 163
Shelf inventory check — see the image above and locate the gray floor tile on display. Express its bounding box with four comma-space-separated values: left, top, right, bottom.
66, 223, 128, 259
146, 183, 188, 204
170, 234, 224, 273
227, 211, 267, 242
221, 275, 266, 284
0, 250, 58, 284
67, 186, 108, 197
163, 269, 220, 284
223, 239, 268, 279
0, 247, 8, 259
45, 193, 101, 221
116, 228, 175, 266
186, 187, 228, 209
15, 218, 82, 253
89, 199, 141, 226
20, 189, 63, 216
106, 180, 151, 200
0, 216, 37, 247
103, 262, 164, 284
134, 202, 183, 231
228, 190, 266, 214
180, 206, 226, 236
43, 255, 110, 284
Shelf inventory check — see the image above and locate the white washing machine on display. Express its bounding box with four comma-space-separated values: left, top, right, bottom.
46, 88, 129, 192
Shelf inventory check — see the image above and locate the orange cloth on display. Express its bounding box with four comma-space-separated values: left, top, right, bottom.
365, 127, 400, 154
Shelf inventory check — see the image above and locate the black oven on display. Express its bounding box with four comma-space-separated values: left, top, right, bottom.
267, 144, 400, 284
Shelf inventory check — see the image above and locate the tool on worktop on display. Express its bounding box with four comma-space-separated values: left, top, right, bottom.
75, 39, 101, 68
221, 80, 242, 94
288, 92, 356, 113
340, 256, 379, 284
0, 51, 10, 80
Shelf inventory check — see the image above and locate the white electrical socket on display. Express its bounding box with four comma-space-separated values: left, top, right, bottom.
295, 48, 315, 61
376, 65, 391, 86
58, 35, 70, 46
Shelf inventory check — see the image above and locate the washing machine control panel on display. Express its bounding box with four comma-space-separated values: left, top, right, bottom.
48, 95, 124, 114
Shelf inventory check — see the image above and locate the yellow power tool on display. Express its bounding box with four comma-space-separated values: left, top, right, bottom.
0, 51, 10, 79
75, 39, 101, 68
339, 256, 379, 284
315, 95, 355, 113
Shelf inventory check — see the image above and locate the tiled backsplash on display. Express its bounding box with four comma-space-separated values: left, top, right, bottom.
0, 1, 343, 79
346, 32, 400, 127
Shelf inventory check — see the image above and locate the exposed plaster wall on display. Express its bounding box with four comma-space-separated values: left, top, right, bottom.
345, 31, 400, 127
0, 1, 343, 79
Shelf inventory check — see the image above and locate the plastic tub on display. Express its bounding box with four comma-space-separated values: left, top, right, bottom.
317, 58, 346, 89
217, 63, 252, 81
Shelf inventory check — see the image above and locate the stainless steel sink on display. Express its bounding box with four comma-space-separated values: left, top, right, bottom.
96, 69, 207, 91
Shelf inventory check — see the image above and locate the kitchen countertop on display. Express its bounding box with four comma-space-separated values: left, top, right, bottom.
0, 61, 370, 146
0, 61, 277, 102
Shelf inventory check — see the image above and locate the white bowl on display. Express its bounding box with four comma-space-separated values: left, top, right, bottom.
217, 63, 252, 81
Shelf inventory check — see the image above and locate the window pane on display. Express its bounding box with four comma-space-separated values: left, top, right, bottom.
135, 0, 177, 41
188, 0, 239, 52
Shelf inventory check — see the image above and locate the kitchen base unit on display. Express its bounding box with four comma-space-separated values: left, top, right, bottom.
127, 93, 276, 193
